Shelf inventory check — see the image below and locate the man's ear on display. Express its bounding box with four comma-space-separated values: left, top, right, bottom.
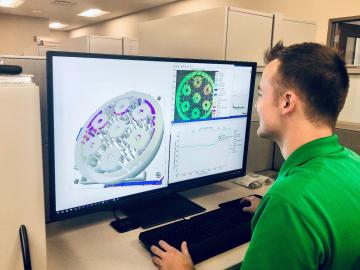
280, 91, 297, 116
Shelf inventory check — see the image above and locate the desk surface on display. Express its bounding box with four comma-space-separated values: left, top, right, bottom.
46, 178, 274, 270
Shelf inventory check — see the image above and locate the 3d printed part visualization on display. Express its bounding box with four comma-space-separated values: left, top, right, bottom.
175, 70, 215, 122
74, 92, 164, 185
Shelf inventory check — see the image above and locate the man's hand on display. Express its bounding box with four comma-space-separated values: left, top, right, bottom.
151, 240, 195, 270
241, 195, 261, 214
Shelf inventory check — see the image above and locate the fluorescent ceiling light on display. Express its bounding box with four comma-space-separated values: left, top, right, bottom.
0, 0, 25, 8
77, 8, 109, 17
49, 22, 68, 29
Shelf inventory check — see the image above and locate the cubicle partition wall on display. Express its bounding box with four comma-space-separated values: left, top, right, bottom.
1, 56, 47, 141
0, 62, 47, 270
336, 125, 360, 155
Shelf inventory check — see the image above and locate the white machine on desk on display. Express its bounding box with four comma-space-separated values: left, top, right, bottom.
231, 172, 274, 189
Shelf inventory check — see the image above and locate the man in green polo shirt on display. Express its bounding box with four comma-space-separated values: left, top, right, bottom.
150, 42, 360, 270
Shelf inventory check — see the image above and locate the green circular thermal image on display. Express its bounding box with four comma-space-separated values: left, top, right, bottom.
175, 71, 215, 121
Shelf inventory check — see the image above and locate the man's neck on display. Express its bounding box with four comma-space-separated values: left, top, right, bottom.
277, 120, 333, 160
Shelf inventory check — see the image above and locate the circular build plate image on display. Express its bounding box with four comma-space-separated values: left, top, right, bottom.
74, 91, 164, 185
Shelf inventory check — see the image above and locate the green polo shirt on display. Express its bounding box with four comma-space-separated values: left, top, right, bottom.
241, 135, 360, 270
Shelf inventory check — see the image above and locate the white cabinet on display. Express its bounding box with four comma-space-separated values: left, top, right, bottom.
225, 8, 273, 64
139, 6, 317, 65
273, 15, 316, 46
139, 7, 228, 60
58, 35, 138, 55
139, 6, 273, 64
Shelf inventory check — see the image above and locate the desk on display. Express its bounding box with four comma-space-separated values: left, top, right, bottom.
46, 178, 274, 270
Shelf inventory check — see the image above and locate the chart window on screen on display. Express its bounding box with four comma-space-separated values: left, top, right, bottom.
47, 53, 256, 222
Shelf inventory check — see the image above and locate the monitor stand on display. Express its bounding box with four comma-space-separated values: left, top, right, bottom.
119, 193, 206, 229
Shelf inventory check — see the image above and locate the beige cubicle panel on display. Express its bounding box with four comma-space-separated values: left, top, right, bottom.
1, 56, 52, 221
139, 7, 228, 59
273, 15, 316, 46
225, 8, 273, 65
58, 35, 139, 55
1, 56, 47, 142
336, 124, 360, 154
0, 83, 47, 270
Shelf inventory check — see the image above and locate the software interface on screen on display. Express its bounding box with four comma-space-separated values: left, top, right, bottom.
52, 56, 253, 214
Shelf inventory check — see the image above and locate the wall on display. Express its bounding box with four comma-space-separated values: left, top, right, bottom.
69, 0, 360, 43
237, 0, 360, 44
49, 30, 70, 42
0, 14, 49, 55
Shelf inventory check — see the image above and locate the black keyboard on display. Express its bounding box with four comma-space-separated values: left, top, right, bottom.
139, 207, 253, 264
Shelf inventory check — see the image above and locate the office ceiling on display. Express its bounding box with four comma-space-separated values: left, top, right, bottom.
0, 0, 181, 31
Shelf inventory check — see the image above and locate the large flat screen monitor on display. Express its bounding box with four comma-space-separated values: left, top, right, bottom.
47, 52, 256, 224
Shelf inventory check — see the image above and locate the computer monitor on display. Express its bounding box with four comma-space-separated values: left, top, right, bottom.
47, 52, 256, 224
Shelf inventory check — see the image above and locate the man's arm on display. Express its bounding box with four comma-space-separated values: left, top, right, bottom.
241, 194, 322, 270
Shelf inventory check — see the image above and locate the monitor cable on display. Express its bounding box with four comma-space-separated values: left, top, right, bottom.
19, 225, 32, 270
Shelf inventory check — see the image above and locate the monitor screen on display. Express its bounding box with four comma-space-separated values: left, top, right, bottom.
47, 52, 256, 221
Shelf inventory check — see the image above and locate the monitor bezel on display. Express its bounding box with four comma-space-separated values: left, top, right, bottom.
46, 51, 257, 222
